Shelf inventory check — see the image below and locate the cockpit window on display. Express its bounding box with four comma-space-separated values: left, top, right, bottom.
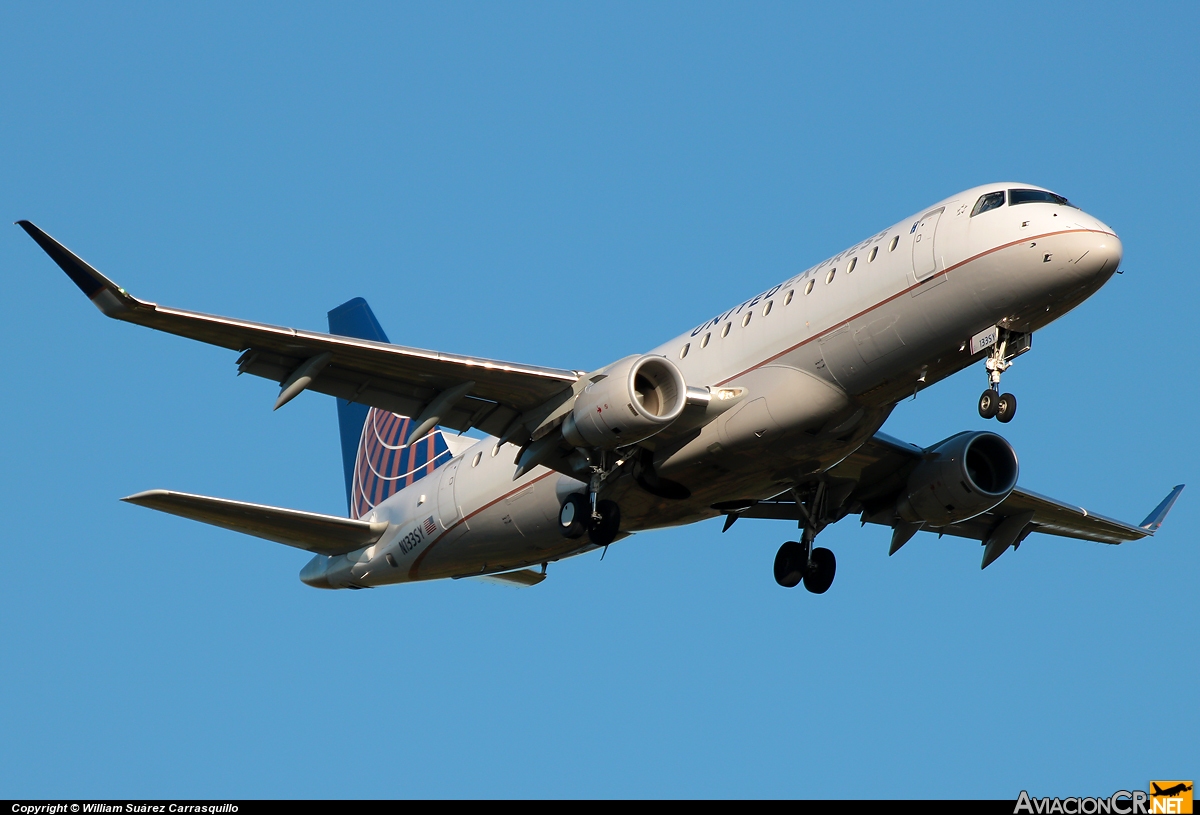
1008, 188, 1074, 208
971, 191, 1005, 217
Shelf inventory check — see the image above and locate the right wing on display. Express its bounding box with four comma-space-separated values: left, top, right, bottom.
18, 221, 580, 442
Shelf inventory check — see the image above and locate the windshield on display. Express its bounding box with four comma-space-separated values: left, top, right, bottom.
1009, 188, 1074, 208
971, 191, 1006, 217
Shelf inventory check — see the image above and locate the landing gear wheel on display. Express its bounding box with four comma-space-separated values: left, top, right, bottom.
978, 389, 1000, 420
803, 547, 836, 594
587, 499, 621, 547
558, 494, 589, 539
995, 392, 1017, 423
773, 541, 807, 588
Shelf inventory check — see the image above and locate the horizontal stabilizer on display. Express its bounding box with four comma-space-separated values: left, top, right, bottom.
1139, 484, 1184, 531
458, 568, 546, 587
122, 490, 388, 556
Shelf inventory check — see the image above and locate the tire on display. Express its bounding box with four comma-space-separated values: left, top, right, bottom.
587, 499, 621, 546
773, 541, 806, 588
803, 547, 837, 594
996, 392, 1017, 423
978, 389, 999, 420
559, 494, 589, 539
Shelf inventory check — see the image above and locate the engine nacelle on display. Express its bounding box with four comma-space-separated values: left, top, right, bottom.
562, 354, 687, 449
896, 431, 1019, 527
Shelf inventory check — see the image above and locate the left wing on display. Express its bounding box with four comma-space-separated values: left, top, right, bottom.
719, 431, 1184, 567
18, 221, 580, 442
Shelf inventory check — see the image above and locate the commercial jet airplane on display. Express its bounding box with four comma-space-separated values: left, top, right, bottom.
18, 183, 1184, 593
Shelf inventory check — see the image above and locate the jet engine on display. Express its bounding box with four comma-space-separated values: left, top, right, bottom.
562, 354, 687, 449
895, 431, 1019, 527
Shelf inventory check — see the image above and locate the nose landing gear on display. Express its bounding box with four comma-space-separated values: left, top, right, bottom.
977, 329, 1028, 423
978, 388, 1016, 423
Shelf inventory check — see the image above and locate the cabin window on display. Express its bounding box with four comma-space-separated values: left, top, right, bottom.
1009, 188, 1073, 208
742, 312, 752, 327
804, 279, 814, 295
889, 235, 899, 252
868, 246, 878, 262
826, 268, 836, 284
971, 191, 1006, 217
472, 451, 482, 467
762, 300, 773, 317
847, 257, 857, 274
701, 332, 710, 348
784, 289, 794, 306
680, 343, 690, 359
721, 322, 731, 338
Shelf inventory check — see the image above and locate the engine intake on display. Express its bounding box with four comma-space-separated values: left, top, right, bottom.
562, 354, 687, 449
896, 431, 1019, 527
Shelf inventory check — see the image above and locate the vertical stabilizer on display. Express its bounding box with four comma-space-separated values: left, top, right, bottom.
327, 298, 453, 518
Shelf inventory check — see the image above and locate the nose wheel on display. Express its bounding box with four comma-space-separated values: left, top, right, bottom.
978, 389, 1016, 423
977, 330, 1020, 423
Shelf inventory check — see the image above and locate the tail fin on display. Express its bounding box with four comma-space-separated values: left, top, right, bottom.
328, 298, 452, 518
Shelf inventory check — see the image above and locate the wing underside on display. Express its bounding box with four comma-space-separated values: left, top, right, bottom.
18, 221, 580, 441
720, 431, 1182, 559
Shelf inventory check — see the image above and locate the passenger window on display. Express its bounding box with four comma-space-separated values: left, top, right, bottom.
826, 268, 836, 284
889, 236, 899, 252
742, 312, 752, 327
784, 289, 794, 306
721, 322, 731, 338
680, 343, 690, 359
971, 191, 1006, 216
804, 279, 814, 295
868, 246, 878, 262
472, 451, 482, 467
701, 332, 710, 348
847, 257, 857, 274
763, 300, 773, 317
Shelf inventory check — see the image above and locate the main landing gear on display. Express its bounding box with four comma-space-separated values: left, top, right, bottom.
774, 538, 836, 594
559, 493, 621, 546
773, 481, 838, 594
977, 329, 1024, 423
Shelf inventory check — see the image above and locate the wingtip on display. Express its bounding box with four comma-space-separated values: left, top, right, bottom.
1139, 484, 1185, 532
122, 489, 171, 504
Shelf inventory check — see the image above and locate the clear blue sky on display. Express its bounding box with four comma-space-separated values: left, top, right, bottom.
2, 1, 1196, 799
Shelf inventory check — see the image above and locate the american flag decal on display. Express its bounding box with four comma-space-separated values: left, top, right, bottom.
350, 408, 453, 520
423, 516, 437, 536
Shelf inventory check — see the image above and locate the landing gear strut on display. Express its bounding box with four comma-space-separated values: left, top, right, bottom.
978, 329, 1020, 423
772, 481, 838, 594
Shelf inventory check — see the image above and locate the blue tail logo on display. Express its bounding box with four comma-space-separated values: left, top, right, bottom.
350, 408, 451, 520
328, 297, 451, 518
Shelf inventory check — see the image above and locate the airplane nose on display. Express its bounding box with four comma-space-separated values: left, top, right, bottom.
1093, 231, 1122, 275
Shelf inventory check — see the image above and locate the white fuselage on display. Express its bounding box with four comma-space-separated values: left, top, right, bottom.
302, 183, 1122, 589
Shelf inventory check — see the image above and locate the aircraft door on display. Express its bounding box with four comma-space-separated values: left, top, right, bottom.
437, 458, 462, 529
911, 207, 944, 280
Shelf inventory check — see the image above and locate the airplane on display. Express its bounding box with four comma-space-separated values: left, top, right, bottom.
1151, 784, 1193, 798
17, 182, 1185, 593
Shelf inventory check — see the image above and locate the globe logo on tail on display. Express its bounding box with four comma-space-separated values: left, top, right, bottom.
351, 408, 451, 520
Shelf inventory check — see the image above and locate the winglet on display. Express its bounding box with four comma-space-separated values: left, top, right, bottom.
16, 220, 152, 317
1139, 485, 1185, 532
